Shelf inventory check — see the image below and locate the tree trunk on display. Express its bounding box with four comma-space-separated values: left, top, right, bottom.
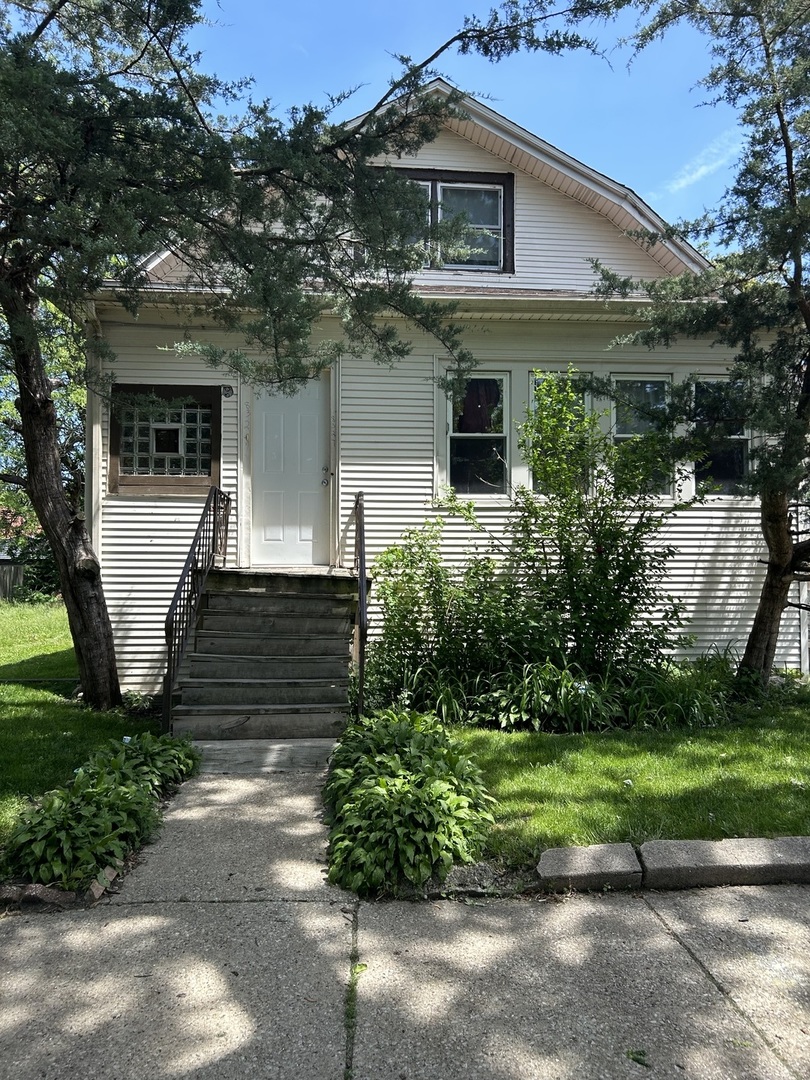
737, 491, 794, 685
3, 281, 121, 710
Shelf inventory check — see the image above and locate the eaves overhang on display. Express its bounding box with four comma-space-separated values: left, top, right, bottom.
404, 79, 710, 280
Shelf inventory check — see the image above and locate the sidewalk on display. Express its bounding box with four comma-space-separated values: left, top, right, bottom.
1, 741, 808, 1080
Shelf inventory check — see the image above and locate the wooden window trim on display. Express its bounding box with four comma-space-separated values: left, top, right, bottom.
398, 168, 515, 274
108, 384, 221, 494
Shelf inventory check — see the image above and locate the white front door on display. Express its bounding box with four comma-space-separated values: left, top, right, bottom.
251, 375, 331, 565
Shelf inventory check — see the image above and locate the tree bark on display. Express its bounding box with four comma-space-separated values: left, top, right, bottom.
738, 491, 794, 685
2, 279, 121, 710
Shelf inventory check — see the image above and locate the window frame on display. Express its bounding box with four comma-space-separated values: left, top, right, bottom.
692, 377, 750, 497
108, 383, 221, 495
446, 372, 511, 498
610, 374, 673, 497
529, 370, 591, 494
400, 168, 515, 274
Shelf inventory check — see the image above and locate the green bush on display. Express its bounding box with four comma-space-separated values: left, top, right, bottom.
5, 532, 62, 600
1, 732, 199, 891
324, 710, 494, 895
362, 370, 736, 733
81, 731, 201, 799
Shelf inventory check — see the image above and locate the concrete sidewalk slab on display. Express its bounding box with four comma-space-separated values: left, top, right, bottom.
0, 902, 350, 1080
352, 895, 796, 1080
641, 837, 810, 889
113, 771, 349, 904
648, 885, 810, 1077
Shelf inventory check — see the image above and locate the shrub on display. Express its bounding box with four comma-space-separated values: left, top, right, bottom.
362, 369, 728, 734
6, 532, 62, 600
324, 710, 494, 895
1, 732, 199, 891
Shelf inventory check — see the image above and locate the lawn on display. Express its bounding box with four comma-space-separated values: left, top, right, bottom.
0, 602, 158, 845
453, 698, 810, 868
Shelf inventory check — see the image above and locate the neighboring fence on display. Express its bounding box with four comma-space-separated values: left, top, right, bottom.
0, 563, 24, 599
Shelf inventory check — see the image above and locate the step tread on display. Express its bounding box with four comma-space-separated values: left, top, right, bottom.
179, 677, 349, 687
187, 652, 348, 661
204, 591, 356, 600
172, 702, 349, 715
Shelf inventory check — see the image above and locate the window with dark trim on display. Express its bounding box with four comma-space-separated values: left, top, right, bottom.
400, 169, 515, 273
694, 380, 749, 495
108, 384, 221, 494
449, 376, 508, 494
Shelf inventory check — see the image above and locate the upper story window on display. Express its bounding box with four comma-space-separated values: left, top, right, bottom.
402, 169, 515, 273
693, 380, 749, 495
109, 384, 221, 494
450, 376, 508, 495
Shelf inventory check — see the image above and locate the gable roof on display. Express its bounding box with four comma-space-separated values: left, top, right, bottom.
420, 78, 707, 278
133, 78, 708, 294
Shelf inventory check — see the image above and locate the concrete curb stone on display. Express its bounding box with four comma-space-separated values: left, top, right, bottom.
536, 836, 810, 893
640, 836, 810, 889
537, 842, 642, 892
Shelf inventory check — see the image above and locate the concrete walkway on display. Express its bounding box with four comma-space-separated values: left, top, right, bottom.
1, 741, 808, 1080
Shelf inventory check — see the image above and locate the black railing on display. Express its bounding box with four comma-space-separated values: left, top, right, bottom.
162, 487, 231, 729
348, 491, 369, 716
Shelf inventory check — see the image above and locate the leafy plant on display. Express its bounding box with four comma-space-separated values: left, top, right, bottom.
364, 370, 715, 732
1, 732, 199, 891
324, 710, 494, 895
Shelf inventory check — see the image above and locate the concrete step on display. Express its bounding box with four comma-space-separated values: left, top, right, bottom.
187, 654, 350, 680
205, 592, 356, 616
179, 678, 349, 706
197, 612, 352, 636
194, 631, 351, 657
206, 569, 358, 597
171, 703, 348, 740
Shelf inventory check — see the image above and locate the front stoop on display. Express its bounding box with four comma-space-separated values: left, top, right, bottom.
170, 568, 357, 740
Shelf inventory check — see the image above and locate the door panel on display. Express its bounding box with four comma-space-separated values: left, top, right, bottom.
251, 376, 331, 565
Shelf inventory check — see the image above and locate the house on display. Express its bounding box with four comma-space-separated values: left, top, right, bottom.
86, 82, 807, 734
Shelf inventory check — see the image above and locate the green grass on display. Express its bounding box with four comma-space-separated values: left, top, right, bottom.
0, 602, 157, 846
452, 699, 810, 869
0, 600, 78, 682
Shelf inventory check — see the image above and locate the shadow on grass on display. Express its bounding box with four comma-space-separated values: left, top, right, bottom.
0, 684, 158, 835
455, 711, 810, 861
0, 647, 79, 688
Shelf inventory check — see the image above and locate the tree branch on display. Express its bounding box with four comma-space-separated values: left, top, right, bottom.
27, 0, 71, 44
0, 471, 27, 488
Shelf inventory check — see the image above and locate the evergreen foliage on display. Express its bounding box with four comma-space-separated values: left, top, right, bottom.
0, 0, 629, 708
591, 1, 810, 682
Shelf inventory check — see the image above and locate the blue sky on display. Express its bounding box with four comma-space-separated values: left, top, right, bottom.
191, 1, 741, 228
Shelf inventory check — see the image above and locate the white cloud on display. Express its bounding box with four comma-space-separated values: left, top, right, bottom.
663, 128, 744, 194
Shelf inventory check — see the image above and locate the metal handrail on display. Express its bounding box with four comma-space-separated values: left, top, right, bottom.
162, 487, 231, 728
349, 491, 369, 716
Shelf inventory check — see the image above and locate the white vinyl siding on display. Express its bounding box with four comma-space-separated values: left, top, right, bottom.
335, 327, 803, 671
402, 131, 671, 290
97, 317, 240, 690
